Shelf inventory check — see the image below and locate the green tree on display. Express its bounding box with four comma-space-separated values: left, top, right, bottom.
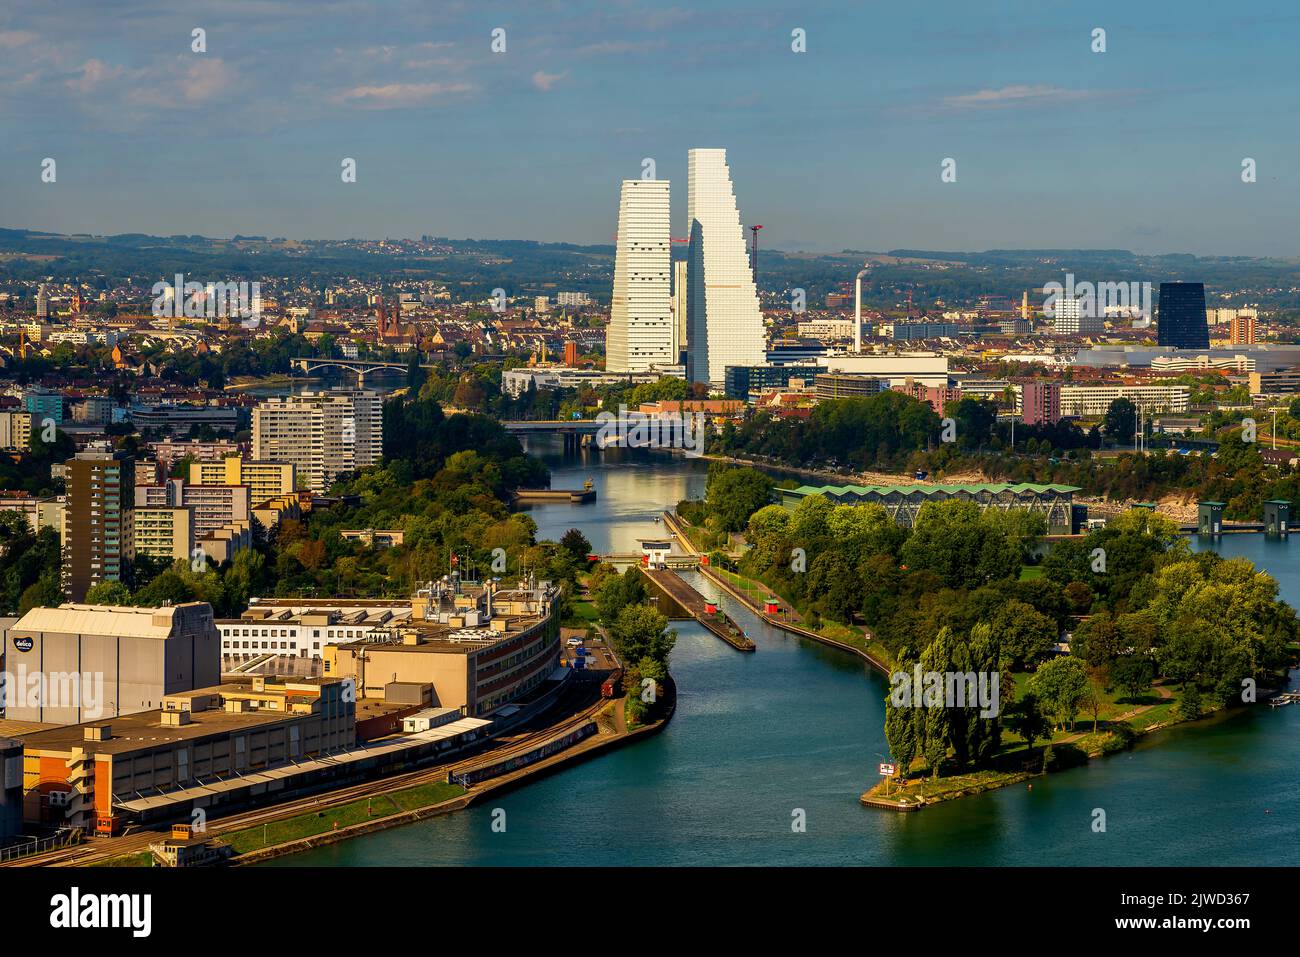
1027, 655, 1090, 730
1112, 655, 1155, 702
705, 467, 773, 533
84, 581, 132, 605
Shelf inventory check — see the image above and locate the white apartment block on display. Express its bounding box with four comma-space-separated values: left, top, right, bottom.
686, 148, 767, 386
1058, 384, 1191, 417
252, 390, 382, 493
1053, 296, 1104, 335
607, 179, 674, 373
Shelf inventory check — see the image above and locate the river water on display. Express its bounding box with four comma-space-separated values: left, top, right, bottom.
269, 442, 1300, 866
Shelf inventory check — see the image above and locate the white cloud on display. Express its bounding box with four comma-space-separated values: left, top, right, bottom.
531, 69, 568, 92
940, 84, 1103, 110
334, 81, 475, 108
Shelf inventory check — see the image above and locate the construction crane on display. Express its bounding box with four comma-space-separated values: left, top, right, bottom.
750, 225, 763, 278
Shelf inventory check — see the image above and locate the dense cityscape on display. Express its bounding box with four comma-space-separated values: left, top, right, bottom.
3, 0, 1297, 940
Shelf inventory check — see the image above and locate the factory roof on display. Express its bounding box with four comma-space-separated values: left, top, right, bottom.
11, 602, 213, 639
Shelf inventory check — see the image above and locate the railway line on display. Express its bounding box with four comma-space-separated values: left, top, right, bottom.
5, 681, 611, 868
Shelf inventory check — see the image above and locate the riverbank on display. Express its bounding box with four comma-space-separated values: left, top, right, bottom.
224, 374, 309, 391
230, 684, 676, 865
857, 685, 1258, 811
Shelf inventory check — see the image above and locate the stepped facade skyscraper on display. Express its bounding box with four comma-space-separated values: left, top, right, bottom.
686, 148, 766, 386
606, 179, 674, 373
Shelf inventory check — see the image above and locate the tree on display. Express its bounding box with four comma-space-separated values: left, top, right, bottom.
609, 603, 676, 666
84, 581, 132, 605
1103, 397, 1138, 442
883, 696, 919, 778
991, 599, 1058, 669
595, 569, 646, 624
1177, 684, 1202, 720
559, 528, 591, 564
1027, 655, 1090, 730
706, 467, 773, 533
1081, 679, 1103, 733
1112, 655, 1155, 702
1008, 692, 1052, 758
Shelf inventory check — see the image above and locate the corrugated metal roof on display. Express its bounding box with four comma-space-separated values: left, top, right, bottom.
11, 603, 207, 639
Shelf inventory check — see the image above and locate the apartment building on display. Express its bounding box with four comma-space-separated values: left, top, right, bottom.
252, 391, 382, 493
62, 450, 134, 601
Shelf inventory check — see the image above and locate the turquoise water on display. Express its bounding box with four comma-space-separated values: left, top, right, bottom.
268, 449, 1300, 865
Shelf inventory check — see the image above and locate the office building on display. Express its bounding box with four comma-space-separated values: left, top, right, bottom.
818, 352, 949, 388
62, 450, 134, 602
607, 179, 674, 372
252, 391, 382, 494
131, 403, 241, 437
686, 148, 766, 386
724, 364, 822, 400
3, 601, 221, 724
1021, 381, 1062, 426
1156, 282, 1210, 349
813, 373, 884, 401
1058, 383, 1190, 416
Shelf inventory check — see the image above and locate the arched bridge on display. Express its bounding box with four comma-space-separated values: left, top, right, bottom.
290, 357, 437, 386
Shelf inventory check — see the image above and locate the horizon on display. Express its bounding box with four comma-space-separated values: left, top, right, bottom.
3, 1, 1299, 256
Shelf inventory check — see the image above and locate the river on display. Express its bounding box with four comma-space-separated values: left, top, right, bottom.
268, 441, 1300, 866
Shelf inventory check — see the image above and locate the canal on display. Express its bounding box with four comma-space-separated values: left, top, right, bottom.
268, 442, 1300, 866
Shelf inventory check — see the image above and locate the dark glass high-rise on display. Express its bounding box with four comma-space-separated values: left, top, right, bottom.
1156, 282, 1209, 349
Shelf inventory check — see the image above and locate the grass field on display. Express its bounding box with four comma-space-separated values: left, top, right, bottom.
224, 781, 466, 855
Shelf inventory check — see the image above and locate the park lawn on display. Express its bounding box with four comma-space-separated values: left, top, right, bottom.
224, 781, 466, 855
1018, 566, 1045, 581
566, 598, 600, 624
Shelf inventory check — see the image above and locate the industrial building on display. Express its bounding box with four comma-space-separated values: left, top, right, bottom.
0, 738, 21, 844
3, 602, 222, 724
15, 674, 355, 832
324, 579, 562, 716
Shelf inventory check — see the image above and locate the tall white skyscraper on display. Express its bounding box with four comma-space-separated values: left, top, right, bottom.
606, 179, 674, 373
686, 148, 766, 387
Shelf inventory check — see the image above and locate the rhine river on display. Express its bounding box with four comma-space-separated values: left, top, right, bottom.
269, 443, 1300, 866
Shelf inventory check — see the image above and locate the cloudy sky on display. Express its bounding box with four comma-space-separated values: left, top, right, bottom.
2, 0, 1298, 255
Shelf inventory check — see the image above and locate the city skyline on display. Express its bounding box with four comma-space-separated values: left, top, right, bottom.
1, 1, 1298, 256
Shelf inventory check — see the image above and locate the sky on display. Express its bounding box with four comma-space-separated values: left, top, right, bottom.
2, 0, 1299, 256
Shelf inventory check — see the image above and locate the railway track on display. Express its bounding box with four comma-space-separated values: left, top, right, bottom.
6, 687, 610, 868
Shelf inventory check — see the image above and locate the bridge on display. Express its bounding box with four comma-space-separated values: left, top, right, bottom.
502, 419, 604, 452
597, 553, 700, 569
290, 357, 438, 387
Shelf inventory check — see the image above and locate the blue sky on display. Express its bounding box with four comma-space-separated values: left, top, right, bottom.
2, 0, 1298, 255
